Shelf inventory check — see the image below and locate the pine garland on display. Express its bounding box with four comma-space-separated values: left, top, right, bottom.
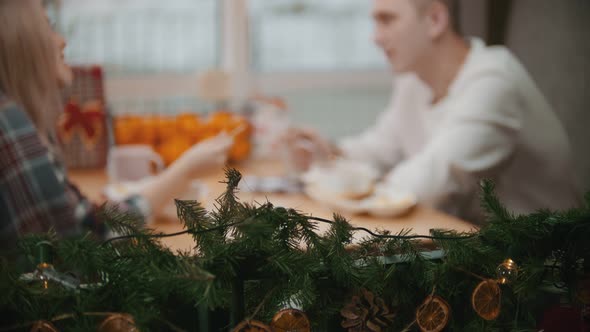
1, 169, 589, 331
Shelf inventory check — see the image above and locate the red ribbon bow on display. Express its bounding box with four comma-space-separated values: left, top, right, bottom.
58, 99, 104, 148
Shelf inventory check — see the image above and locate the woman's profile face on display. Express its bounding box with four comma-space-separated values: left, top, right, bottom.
51, 28, 73, 87
41, 1, 73, 87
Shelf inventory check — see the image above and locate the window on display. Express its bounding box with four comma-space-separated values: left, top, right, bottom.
244, 0, 391, 139
49, 0, 391, 135
58, 0, 219, 77
249, 0, 386, 72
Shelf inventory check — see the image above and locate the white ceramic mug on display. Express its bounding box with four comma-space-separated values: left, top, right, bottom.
107, 145, 164, 182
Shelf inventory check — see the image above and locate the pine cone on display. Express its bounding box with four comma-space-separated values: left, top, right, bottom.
341, 289, 396, 332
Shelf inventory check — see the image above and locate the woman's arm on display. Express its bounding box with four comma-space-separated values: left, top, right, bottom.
138, 133, 233, 216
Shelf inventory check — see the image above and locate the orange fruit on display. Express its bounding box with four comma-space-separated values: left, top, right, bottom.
136, 116, 158, 145
229, 139, 251, 163
232, 320, 271, 332
229, 116, 252, 139
176, 113, 202, 143
156, 116, 178, 142
199, 122, 223, 140
270, 309, 311, 332
208, 110, 233, 127
114, 125, 133, 145
156, 136, 192, 166
114, 116, 141, 145
472, 280, 501, 321
416, 295, 450, 332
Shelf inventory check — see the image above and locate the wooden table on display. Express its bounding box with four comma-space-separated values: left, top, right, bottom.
69, 160, 478, 252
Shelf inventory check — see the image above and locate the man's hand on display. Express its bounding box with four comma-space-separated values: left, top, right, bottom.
281, 127, 341, 173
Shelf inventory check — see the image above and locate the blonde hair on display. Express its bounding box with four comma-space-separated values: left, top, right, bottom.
0, 0, 62, 135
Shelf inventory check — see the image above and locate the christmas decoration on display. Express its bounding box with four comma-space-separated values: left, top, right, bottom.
19, 241, 79, 292
415, 295, 450, 332
471, 280, 501, 320
97, 313, 137, 332
57, 99, 104, 148
496, 258, 518, 285
58, 65, 108, 168
340, 289, 396, 332
232, 320, 272, 332
33, 241, 54, 290
269, 309, 311, 332
1, 175, 589, 331
25, 241, 79, 291
30, 321, 59, 332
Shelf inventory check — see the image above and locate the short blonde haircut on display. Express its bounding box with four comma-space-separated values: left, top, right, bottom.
0, 0, 61, 134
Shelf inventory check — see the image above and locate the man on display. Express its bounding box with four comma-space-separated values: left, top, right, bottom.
288, 0, 581, 222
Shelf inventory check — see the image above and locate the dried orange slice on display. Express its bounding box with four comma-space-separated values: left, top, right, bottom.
416, 295, 450, 332
472, 279, 501, 320
30, 321, 59, 332
270, 309, 311, 332
232, 320, 272, 332
97, 313, 137, 332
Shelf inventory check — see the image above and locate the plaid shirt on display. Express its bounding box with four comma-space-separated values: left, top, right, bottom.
0, 93, 147, 248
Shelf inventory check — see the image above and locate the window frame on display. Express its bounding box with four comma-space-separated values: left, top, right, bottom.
225, 0, 390, 105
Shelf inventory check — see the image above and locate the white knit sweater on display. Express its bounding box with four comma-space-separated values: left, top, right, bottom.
340, 39, 582, 223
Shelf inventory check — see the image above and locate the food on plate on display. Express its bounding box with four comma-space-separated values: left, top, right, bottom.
301, 159, 379, 200
301, 160, 417, 217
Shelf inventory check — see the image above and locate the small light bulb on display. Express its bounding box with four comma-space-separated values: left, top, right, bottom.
34, 262, 56, 290
496, 258, 518, 285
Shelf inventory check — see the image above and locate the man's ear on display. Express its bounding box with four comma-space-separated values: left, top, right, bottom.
426, 1, 450, 39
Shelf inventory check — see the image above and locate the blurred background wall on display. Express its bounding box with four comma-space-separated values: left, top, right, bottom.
460, 0, 590, 187
505, 0, 590, 187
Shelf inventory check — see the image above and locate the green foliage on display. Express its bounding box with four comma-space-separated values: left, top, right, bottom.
1, 174, 589, 331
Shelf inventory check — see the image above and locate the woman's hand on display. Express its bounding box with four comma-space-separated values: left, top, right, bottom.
172, 133, 234, 177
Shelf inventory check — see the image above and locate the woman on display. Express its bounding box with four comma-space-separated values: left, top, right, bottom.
0, 0, 232, 247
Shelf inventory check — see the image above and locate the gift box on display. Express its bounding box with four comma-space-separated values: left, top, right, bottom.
57, 66, 109, 169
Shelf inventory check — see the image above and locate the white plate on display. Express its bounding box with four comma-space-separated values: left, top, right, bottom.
304, 184, 366, 214
304, 184, 416, 218
360, 193, 417, 218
